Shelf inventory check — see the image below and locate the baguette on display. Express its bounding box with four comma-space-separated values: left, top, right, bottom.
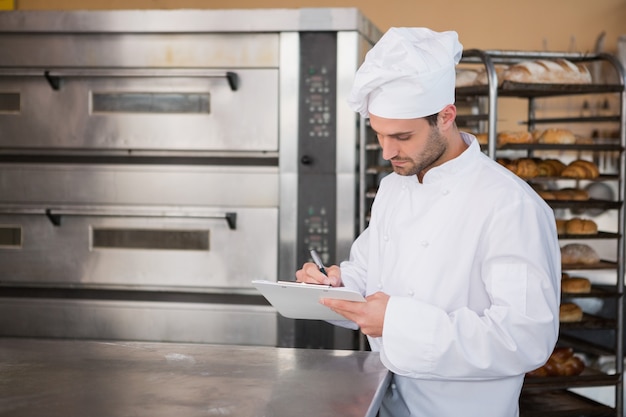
503, 59, 591, 84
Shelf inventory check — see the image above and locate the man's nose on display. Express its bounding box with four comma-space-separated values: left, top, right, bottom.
380, 137, 398, 161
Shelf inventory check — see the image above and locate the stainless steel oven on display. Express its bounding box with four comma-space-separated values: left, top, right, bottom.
0, 8, 381, 348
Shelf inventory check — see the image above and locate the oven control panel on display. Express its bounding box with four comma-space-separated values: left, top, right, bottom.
297, 32, 337, 269
295, 32, 339, 349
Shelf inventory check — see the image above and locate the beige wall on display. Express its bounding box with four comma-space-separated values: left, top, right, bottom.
15, 0, 626, 54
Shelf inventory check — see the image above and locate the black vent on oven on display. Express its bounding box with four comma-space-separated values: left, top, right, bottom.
92, 228, 210, 251
0, 93, 20, 112
92, 92, 210, 114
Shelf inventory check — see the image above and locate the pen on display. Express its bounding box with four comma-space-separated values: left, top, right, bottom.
309, 249, 327, 276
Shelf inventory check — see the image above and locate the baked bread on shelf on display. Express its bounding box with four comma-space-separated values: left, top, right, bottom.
561, 275, 592, 294
561, 159, 600, 179
559, 302, 584, 322
497, 130, 534, 146
564, 218, 598, 235
539, 188, 589, 201
560, 243, 600, 265
455, 68, 481, 87
502, 59, 592, 84
538, 128, 577, 144
536, 159, 567, 177
526, 347, 586, 377
500, 157, 600, 181
455, 65, 508, 87
474, 132, 488, 145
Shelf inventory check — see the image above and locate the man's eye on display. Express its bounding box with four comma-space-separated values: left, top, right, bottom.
396, 136, 411, 141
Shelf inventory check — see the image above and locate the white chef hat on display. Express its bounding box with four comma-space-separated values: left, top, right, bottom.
347, 27, 463, 119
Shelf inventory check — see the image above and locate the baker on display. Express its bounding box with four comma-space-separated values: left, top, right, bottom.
295, 27, 561, 417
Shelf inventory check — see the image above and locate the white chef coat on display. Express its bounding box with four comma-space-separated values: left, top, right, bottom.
338, 133, 561, 417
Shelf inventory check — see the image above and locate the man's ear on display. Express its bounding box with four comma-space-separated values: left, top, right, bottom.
437, 104, 457, 129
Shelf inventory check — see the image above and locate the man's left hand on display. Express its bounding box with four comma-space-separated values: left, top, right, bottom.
321, 292, 389, 337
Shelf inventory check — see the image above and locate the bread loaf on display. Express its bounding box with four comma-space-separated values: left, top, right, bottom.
455, 68, 480, 87
561, 243, 600, 265
555, 219, 567, 234
552, 188, 589, 201
497, 130, 534, 146
559, 302, 584, 322
503, 59, 592, 84
527, 346, 585, 377
565, 218, 598, 235
474, 65, 509, 86
561, 276, 591, 294
538, 128, 576, 144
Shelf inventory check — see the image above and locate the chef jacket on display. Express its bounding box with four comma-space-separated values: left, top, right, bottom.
338, 133, 561, 417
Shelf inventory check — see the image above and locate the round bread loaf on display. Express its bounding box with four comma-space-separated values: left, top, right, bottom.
555, 219, 567, 234
560, 243, 600, 265
559, 302, 583, 322
561, 276, 591, 293
497, 130, 534, 146
565, 218, 598, 235
538, 128, 576, 144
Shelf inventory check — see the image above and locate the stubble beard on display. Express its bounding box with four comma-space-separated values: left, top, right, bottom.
391, 127, 447, 177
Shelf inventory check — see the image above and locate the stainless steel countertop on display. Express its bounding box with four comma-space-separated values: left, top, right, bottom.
0, 338, 390, 417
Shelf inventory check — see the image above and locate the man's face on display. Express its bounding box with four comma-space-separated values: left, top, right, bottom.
369, 114, 447, 177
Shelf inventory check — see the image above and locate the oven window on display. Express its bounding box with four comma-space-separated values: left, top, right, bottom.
92, 228, 209, 251
0, 226, 22, 248
91, 92, 210, 114
0, 93, 20, 113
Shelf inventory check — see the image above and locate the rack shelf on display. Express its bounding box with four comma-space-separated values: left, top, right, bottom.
458, 49, 625, 417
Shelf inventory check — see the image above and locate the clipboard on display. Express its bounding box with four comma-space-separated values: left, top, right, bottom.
252, 279, 365, 321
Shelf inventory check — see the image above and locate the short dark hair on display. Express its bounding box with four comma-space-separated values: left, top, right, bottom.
424, 113, 438, 127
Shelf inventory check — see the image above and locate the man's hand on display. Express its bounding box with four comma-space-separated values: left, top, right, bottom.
295, 263, 342, 287
321, 292, 389, 337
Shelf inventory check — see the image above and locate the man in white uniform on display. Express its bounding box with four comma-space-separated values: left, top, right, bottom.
295, 27, 561, 417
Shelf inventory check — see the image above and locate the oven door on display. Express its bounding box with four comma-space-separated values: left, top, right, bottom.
0, 33, 280, 152
0, 163, 279, 289
0, 163, 280, 346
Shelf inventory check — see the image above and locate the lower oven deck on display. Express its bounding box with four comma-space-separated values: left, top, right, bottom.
0, 162, 280, 346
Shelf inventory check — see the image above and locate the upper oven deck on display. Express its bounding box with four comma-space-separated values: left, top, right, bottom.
0, 8, 381, 154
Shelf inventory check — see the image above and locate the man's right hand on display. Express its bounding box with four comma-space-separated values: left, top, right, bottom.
295, 263, 342, 287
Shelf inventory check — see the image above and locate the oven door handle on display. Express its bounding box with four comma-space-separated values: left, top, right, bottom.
0, 205, 237, 230
0, 206, 236, 230
42, 208, 237, 230
0, 68, 240, 91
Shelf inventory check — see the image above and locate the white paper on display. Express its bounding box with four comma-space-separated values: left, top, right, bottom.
252, 279, 366, 321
